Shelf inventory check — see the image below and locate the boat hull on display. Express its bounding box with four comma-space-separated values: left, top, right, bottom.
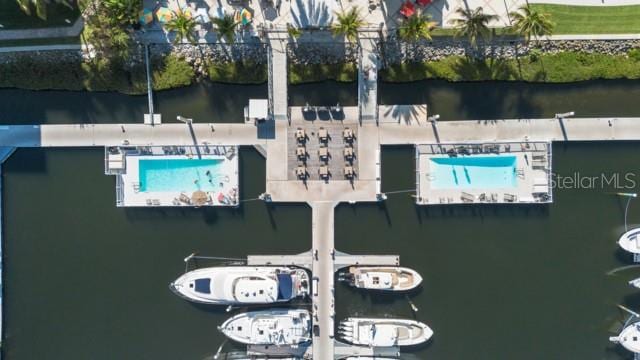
611, 321, 640, 354
170, 266, 309, 305
342, 266, 423, 292
220, 308, 311, 346
619, 228, 640, 255
339, 317, 433, 347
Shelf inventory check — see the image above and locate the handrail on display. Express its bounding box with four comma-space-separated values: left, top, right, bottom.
267, 44, 275, 120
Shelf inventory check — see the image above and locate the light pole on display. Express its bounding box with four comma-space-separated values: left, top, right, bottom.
176, 115, 193, 124
177, 115, 201, 159
555, 111, 574, 141
428, 114, 441, 144
555, 111, 575, 120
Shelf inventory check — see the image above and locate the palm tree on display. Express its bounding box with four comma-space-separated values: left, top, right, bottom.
448, 6, 498, 48
103, 0, 141, 26
509, 5, 554, 43
165, 10, 197, 44
212, 15, 238, 43
398, 13, 438, 42
331, 7, 364, 43
16, 0, 73, 20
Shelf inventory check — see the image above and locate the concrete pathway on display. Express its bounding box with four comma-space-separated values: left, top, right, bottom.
358, 33, 380, 123
310, 201, 337, 360
268, 33, 289, 122
0, 17, 83, 41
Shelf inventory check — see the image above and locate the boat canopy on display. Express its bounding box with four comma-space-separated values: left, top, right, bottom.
277, 273, 293, 300
194, 278, 211, 294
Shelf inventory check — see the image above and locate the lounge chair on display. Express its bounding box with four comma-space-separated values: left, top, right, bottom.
461, 192, 475, 203
504, 193, 517, 202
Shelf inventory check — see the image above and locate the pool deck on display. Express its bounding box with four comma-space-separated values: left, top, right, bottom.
416, 142, 552, 205
106, 146, 239, 207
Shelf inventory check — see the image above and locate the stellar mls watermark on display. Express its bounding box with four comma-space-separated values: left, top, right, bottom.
551, 172, 638, 190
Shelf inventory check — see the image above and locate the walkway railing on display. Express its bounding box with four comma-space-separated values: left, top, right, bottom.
267, 44, 275, 120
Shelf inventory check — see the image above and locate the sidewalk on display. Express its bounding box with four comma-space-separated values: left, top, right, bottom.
0, 17, 83, 41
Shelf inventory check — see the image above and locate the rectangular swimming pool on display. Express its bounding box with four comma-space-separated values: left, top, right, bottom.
429, 155, 517, 189
139, 159, 227, 192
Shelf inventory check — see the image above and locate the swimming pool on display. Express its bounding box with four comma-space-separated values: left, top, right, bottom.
139, 159, 226, 192
429, 155, 517, 189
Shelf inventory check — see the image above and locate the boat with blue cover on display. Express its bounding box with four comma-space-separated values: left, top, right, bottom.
170, 266, 309, 305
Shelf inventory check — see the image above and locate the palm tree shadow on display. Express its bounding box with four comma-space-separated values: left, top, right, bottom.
383, 104, 423, 125
291, 0, 332, 28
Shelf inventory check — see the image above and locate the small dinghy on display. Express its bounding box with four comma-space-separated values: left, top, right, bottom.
340, 266, 422, 292
339, 317, 433, 347
220, 308, 311, 346
170, 266, 309, 305
610, 321, 640, 354
619, 228, 640, 255
629, 277, 640, 289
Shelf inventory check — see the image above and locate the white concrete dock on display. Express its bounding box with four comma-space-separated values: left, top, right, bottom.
1, 117, 639, 148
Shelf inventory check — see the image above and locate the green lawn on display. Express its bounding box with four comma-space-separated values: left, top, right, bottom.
0, 1, 80, 29
288, 63, 357, 84
381, 51, 640, 83
531, 4, 640, 34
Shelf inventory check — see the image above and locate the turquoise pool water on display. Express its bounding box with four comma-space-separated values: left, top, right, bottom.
139, 159, 225, 192
429, 155, 517, 189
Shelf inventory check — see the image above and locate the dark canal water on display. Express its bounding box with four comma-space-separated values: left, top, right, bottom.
3, 80, 640, 359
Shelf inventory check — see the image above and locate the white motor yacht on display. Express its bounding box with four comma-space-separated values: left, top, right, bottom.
619, 228, 640, 255
610, 321, 640, 355
219, 308, 312, 346
340, 266, 422, 292
339, 317, 433, 347
170, 266, 309, 305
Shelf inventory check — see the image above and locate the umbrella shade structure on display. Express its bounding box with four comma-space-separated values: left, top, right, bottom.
399, 1, 415, 17
156, 7, 174, 23
139, 8, 154, 25
416, 0, 432, 6
181, 7, 194, 19
240, 8, 252, 25
191, 190, 209, 206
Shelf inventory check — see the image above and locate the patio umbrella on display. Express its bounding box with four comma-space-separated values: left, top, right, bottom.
240, 8, 252, 26
139, 8, 154, 25
191, 190, 208, 206
181, 6, 194, 19
416, 0, 432, 6
399, 0, 415, 17
217, 192, 227, 204
156, 7, 174, 23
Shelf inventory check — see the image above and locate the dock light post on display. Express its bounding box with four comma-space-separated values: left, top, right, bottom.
555, 111, 575, 119
176, 115, 193, 124
618, 192, 638, 232
428, 114, 441, 144
555, 111, 574, 141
